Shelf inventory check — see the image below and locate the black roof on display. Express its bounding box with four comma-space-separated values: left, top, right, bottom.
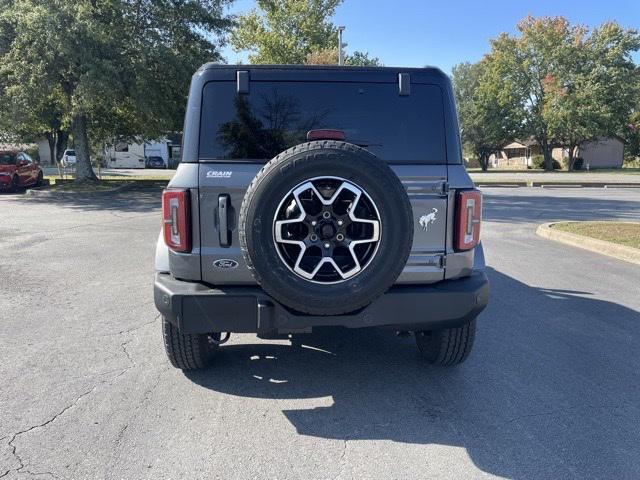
195, 64, 450, 85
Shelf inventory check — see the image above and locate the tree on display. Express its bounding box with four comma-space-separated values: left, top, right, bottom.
0, 85, 69, 166
544, 22, 640, 169
0, 0, 232, 182
305, 47, 339, 65
304, 48, 382, 66
231, 0, 342, 64
587, 22, 640, 167
484, 16, 639, 171
346, 51, 382, 66
452, 61, 518, 171
540, 31, 598, 170
484, 17, 581, 170
626, 85, 640, 161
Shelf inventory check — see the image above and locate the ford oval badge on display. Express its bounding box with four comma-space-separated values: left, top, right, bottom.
213, 259, 239, 269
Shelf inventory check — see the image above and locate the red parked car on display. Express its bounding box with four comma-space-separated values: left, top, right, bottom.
0, 150, 44, 191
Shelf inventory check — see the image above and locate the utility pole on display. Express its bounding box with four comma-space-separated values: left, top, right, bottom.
338, 26, 345, 65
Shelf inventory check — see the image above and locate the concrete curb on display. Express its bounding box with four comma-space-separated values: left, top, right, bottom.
536, 222, 640, 266
475, 181, 640, 188
475, 181, 530, 187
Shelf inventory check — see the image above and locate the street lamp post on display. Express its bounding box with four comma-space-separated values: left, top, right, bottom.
338, 26, 345, 65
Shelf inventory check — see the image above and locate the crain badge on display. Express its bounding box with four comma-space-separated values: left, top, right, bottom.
206, 170, 232, 178
419, 208, 438, 232
213, 259, 239, 269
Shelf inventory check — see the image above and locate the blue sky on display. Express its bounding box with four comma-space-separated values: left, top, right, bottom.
221, 0, 640, 73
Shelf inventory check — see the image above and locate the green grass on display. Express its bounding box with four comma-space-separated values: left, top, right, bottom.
551, 222, 640, 249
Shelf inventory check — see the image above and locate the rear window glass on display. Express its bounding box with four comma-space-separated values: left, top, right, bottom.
199, 81, 446, 163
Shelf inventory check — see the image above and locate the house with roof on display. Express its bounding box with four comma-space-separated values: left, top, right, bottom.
489, 137, 625, 169
489, 139, 539, 168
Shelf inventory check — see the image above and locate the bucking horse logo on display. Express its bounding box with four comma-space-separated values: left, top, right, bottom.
419, 208, 438, 232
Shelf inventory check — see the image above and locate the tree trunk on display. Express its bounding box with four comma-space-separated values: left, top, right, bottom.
541, 140, 553, 171
71, 114, 98, 182
567, 145, 576, 171
45, 132, 64, 178
479, 153, 489, 171
56, 131, 69, 163
45, 132, 56, 166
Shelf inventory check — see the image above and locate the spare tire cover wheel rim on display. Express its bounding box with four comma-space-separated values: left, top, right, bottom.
273, 176, 381, 284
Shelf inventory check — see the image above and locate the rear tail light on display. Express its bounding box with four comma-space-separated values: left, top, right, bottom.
455, 189, 482, 251
162, 189, 191, 252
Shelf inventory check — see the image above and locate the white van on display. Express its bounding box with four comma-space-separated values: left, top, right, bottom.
104, 141, 145, 168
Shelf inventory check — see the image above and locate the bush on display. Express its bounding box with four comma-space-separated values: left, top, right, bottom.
532, 154, 561, 170
463, 157, 481, 168
531, 154, 544, 169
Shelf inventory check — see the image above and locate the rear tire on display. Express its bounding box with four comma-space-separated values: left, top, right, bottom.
35, 171, 44, 186
10, 175, 19, 192
415, 319, 476, 366
162, 316, 219, 370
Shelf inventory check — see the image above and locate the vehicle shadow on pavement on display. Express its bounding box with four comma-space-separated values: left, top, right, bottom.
185, 267, 640, 479
484, 192, 640, 224
9, 184, 164, 213
0, 189, 28, 196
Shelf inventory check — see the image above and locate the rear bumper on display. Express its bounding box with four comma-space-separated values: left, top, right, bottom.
154, 271, 489, 334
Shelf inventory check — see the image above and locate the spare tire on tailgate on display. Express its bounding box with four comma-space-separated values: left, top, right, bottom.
239, 140, 413, 316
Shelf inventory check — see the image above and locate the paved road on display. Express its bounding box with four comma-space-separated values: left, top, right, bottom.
1, 186, 639, 479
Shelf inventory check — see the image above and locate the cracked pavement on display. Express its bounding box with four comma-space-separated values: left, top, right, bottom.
1, 185, 640, 479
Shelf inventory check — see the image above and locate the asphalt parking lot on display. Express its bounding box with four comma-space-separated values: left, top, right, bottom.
1, 185, 639, 479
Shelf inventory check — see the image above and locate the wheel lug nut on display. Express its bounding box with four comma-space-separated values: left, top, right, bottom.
310, 234, 318, 241
337, 220, 343, 226
322, 211, 331, 219
311, 220, 317, 226
324, 242, 330, 249
336, 234, 344, 241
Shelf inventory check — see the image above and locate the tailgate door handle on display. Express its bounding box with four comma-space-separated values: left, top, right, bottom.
218, 194, 231, 247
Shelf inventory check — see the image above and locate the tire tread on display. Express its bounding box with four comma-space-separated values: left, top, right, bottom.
415, 319, 476, 366
162, 317, 214, 370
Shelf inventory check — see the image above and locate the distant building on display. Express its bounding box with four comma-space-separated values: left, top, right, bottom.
37, 139, 52, 164
490, 137, 625, 169
489, 139, 539, 168
552, 137, 625, 169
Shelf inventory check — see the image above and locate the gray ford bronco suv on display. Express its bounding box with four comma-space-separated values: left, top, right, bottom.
154, 65, 488, 370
